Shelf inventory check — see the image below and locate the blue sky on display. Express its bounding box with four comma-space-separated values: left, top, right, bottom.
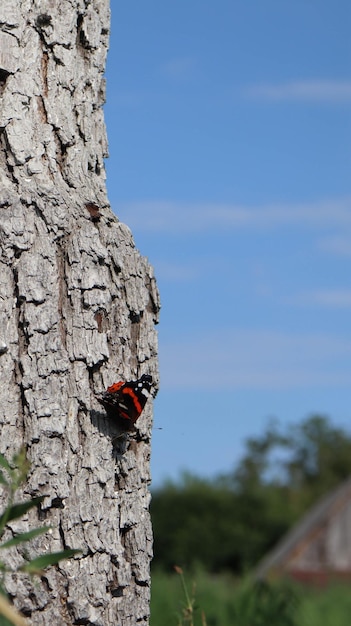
104, 1, 351, 486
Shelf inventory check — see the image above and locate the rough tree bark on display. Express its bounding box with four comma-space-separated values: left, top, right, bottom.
0, 1, 159, 624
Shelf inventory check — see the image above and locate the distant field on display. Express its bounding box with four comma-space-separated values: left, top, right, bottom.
150, 569, 351, 626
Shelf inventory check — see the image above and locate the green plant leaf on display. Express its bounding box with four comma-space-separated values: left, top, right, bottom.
11, 450, 29, 487
0, 497, 45, 528
0, 456, 11, 474
0, 527, 51, 550
0, 473, 8, 487
21, 549, 81, 574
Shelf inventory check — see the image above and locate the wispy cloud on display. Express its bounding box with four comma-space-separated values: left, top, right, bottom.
116, 197, 351, 234
154, 261, 200, 282
160, 56, 198, 80
318, 236, 351, 257
243, 79, 351, 103
291, 289, 351, 309
160, 329, 351, 390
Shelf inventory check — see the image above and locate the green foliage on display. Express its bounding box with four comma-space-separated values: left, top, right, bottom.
152, 474, 244, 571
0, 449, 80, 625
151, 570, 351, 626
285, 415, 351, 504
298, 584, 351, 626
172, 565, 205, 626
151, 569, 298, 626
151, 415, 351, 573
230, 414, 351, 516
230, 580, 297, 626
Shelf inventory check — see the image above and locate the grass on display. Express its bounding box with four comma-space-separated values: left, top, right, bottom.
298, 583, 351, 626
150, 568, 351, 626
151, 567, 238, 626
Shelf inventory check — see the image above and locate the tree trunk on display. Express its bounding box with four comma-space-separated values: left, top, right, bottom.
0, 2, 159, 624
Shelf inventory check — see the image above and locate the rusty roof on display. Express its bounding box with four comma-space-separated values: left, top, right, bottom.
255, 476, 351, 579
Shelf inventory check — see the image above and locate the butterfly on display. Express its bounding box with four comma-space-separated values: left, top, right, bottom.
97, 374, 152, 427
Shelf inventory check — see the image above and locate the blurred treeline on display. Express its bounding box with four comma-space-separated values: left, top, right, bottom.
151, 415, 351, 574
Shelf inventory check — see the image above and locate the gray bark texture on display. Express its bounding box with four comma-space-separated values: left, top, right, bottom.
0, 1, 160, 624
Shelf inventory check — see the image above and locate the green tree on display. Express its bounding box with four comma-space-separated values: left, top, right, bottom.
232, 415, 351, 515
285, 415, 351, 502
152, 474, 241, 571
151, 416, 351, 574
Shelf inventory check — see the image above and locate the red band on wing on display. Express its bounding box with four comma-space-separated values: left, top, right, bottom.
121, 387, 143, 416
106, 381, 124, 394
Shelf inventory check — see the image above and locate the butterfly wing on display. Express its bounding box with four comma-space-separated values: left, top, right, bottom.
97, 375, 152, 425
116, 375, 152, 422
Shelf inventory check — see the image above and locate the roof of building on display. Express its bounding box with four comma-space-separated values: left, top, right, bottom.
255, 476, 351, 579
